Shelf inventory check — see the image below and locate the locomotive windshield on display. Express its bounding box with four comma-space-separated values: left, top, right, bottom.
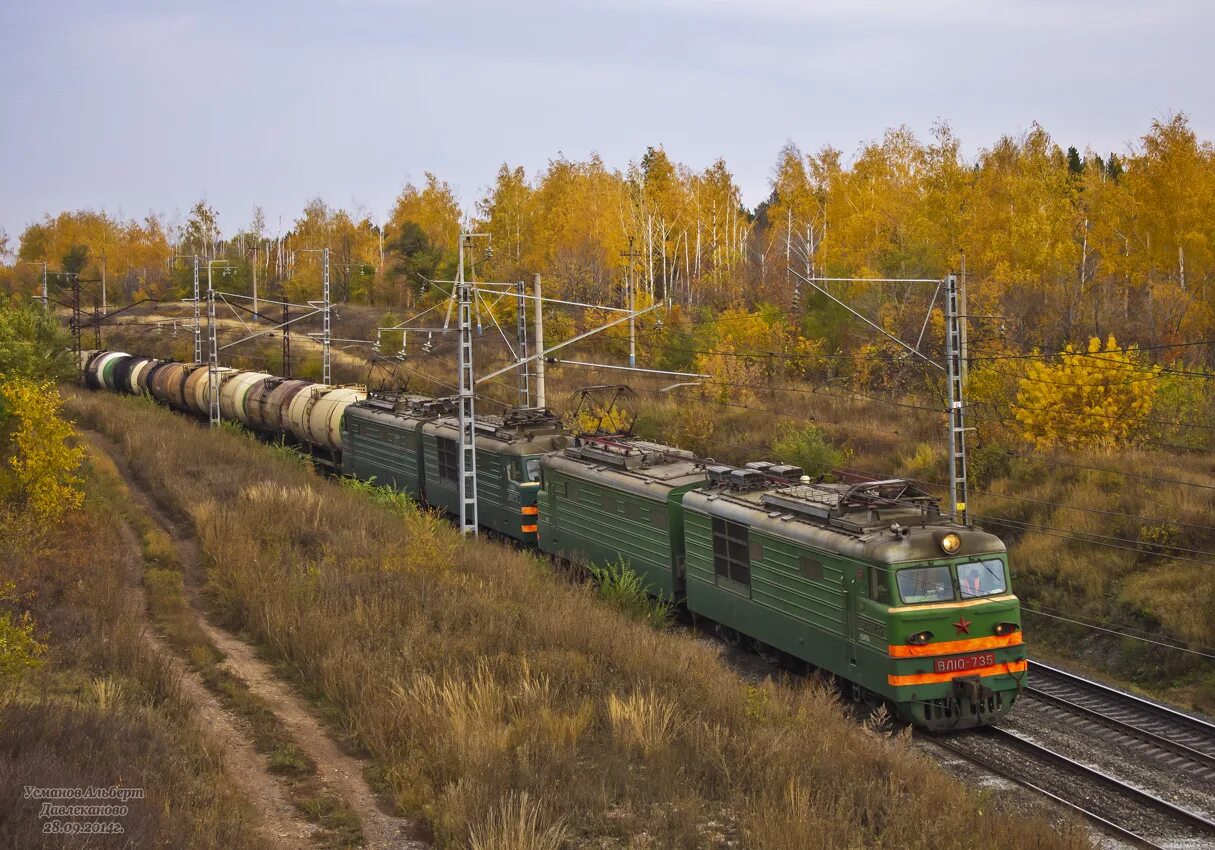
896, 566, 954, 604
957, 559, 1007, 598
895, 558, 1008, 604
510, 458, 542, 482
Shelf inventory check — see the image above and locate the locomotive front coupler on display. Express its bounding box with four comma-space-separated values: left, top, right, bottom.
953, 675, 993, 706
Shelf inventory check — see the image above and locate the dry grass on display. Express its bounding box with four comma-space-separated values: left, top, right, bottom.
467, 791, 569, 850
65, 386, 1090, 850
972, 447, 1215, 711
607, 690, 682, 758
88, 444, 366, 848
0, 451, 265, 849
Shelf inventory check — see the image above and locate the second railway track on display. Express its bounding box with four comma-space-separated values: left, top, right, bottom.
1025, 660, 1215, 781
929, 725, 1215, 849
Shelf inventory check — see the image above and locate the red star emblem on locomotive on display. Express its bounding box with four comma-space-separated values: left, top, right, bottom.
953, 615, 972, 635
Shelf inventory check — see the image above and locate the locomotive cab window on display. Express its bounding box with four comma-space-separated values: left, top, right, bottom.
958, 559, 1007, 599
437, 438, 459, 482
896, 565, 954, 605
711, 517, 751, 588
868, 567, 891, 604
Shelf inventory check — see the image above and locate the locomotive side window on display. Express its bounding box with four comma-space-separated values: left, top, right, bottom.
799, 556, 824, 581
711, 517, 751, 588
869, 567, 891, 603
651, 507, 668, 530
749, 537, 764, 561
958, 559, 1007, 599
438, 438, 459, 482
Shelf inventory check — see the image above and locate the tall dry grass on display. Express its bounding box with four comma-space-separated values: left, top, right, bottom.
65, 387, 1090, 850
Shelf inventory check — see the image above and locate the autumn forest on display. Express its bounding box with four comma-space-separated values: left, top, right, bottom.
3, 114, 1211, 347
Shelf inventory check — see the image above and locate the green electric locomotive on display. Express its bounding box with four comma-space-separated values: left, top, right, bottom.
536, 440, 1024, 730
342, 393, 451, 499
537, 436, 705, 598
680, 472, 1023, 730
420, 408, 571, 543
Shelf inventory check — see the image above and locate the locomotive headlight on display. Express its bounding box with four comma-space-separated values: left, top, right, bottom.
939, 532, 962, 554
907, 631, 934, 645
993, 622, 1020, 637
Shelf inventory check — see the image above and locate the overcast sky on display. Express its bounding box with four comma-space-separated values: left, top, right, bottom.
1, 0, 1211, 244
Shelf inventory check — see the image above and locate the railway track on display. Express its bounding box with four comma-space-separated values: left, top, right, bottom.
930, 725, 1215, 849
1025, 660, 1215, 782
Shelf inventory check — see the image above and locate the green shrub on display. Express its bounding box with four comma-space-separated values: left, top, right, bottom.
967, 442, 1013, 488
340, 476, 417, 518
587, 559, 672, 629
0, 609, 44, 681
770, 422, 847, 478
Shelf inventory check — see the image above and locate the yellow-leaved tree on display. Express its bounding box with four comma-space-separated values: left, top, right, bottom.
693, 308, 819, 405
1013, 335, 1159, 450
0, 376, 85, 522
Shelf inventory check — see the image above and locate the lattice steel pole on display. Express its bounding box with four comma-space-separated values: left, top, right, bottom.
193, 256, 202, 364
207, 284, 220, 427
945, 273, 968, 524
456, 235, 478, 536
533, 273, 545, 408
322, 247, 331, 385
516, 280, 530, 407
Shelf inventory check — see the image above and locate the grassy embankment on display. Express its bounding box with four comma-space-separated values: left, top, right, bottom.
0, 448, 265, 848
66, 386, 1088, 849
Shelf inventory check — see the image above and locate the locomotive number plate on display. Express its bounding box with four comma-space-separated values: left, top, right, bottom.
933, 652, 996, 674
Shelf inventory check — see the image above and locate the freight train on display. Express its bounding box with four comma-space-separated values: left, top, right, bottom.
82, 350, 1026, 730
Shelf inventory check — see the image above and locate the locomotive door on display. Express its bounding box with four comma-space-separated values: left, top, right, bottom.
843, 568, 861, 669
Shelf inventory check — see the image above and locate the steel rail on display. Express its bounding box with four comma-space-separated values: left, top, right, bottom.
1023, 686, 1215, 775
985, 726, 1215, 837
925, 731, 1164, 850
1029, 660, 1215, 746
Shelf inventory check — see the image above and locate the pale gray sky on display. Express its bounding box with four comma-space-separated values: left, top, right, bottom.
1, 0, 1211, 243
